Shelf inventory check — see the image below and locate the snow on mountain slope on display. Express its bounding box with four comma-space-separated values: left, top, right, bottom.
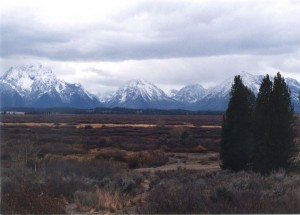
0, 64, 100, 108
97, 91, 114, 103
107, 79, 175, 109
198, 72, 263, 110
206, 72, 262, 98
174, 84, 206, 103
3, 64, 63, 100
164, 89, 178, 98
286, 77, 300, 108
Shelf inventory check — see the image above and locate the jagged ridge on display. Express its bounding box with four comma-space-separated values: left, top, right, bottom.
107, 79, 176, 109
0, 64, 100, 108
104, 72, 300, 111
1, 65, 300, 111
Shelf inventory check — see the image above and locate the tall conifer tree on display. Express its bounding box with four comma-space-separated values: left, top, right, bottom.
268, 72, 295, 172
253, 74, 273, 173
220, 75, 255, 171
254, 72, 295, 174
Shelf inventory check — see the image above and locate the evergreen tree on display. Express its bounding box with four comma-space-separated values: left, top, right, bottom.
268, 72, 295, 172
220, 75, 256, 171
253, 74, 273, 173
254, 72, 295, 174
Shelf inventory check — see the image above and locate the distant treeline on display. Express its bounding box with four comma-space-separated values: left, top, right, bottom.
0, 107, 224, 115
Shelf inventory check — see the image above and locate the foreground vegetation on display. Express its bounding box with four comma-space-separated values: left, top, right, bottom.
138, 169, 300, 214
1, 114, 300, 214
2, 159, 300, 214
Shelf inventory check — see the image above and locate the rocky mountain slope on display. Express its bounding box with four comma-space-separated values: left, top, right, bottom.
107, 79, 175, 109
0, 64, 100, 108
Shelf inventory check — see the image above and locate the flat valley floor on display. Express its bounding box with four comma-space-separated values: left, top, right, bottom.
2, 114, 300, 214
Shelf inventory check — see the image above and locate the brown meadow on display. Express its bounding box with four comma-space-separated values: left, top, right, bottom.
1, 114, 300, 214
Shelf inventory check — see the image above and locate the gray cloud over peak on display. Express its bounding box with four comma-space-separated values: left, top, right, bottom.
83, 67, 112, 77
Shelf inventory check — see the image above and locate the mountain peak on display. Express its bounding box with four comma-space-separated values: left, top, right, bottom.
239, 72, 263, 93
120, 79, 166, 100
183, 83, 205, 90
108, 79, 173, 109
0, 64, 100, 108
240, 71, 254, 76
4, 64, 56, 81
126, 79, 152, 87
2, 64, 57, 93
174, 83, 206, 103
7, 63, 53, 75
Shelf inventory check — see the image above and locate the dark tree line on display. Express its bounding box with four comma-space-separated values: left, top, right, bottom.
220, 72, 296, 174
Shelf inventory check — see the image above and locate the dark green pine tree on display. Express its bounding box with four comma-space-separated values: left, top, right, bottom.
268, 72, 295, 172
253, 74, 273, 174
220, 75, 256, 171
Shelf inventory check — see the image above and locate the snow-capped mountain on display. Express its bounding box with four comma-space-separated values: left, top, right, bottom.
0, 64, 100, 108
164, 89, 178, 98
286, 77, 300, 110
107, 79, 175, 109
197, 72, 264, 110
174, 84, 206, 103
97, 91, 114, 103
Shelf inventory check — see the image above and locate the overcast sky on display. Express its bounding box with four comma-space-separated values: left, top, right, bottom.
1, 0, 300, 95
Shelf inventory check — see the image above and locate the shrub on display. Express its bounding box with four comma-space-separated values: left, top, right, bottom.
1, 149, 11, 160
96, 188, 123, 212
137, 170, 300, 214
45, 159, 122, 180
95, 149, 127, 163
97, 137, 111, 147
1, 182, 65, 214
84, 125, 93, 129
127, 150, 169, 169
137, 182, 207, 214
73, 187, 126, 213
74, 190, 98, 211
128, 156, 140, 169
169, 127, 195, 146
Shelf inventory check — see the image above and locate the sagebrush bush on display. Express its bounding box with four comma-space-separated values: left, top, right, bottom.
74, 187, 126, 213
95, 149, 127, 162
1, 182, 65, 214
74, 190, 98, 211
169, 127, 195, 146
96, 188, 123, 212
137, 182, 207, 214
128, 150, 169, 169
138, 169, 300, 214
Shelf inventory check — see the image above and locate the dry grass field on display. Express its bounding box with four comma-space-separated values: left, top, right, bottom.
1, 114, 300, 214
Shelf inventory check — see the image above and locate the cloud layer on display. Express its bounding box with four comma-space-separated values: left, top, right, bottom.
1, 0, 300, 94
3, 0, 300, 60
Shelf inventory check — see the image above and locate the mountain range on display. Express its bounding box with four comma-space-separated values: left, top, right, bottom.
1, 64, 300, 111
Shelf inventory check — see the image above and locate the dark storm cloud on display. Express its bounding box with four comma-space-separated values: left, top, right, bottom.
2, 0, 300, 61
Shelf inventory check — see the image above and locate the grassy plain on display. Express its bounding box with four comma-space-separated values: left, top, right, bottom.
1, 114, 300, 214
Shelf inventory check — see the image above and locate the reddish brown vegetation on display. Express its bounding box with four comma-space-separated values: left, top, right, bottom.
1, 114, 300, 214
